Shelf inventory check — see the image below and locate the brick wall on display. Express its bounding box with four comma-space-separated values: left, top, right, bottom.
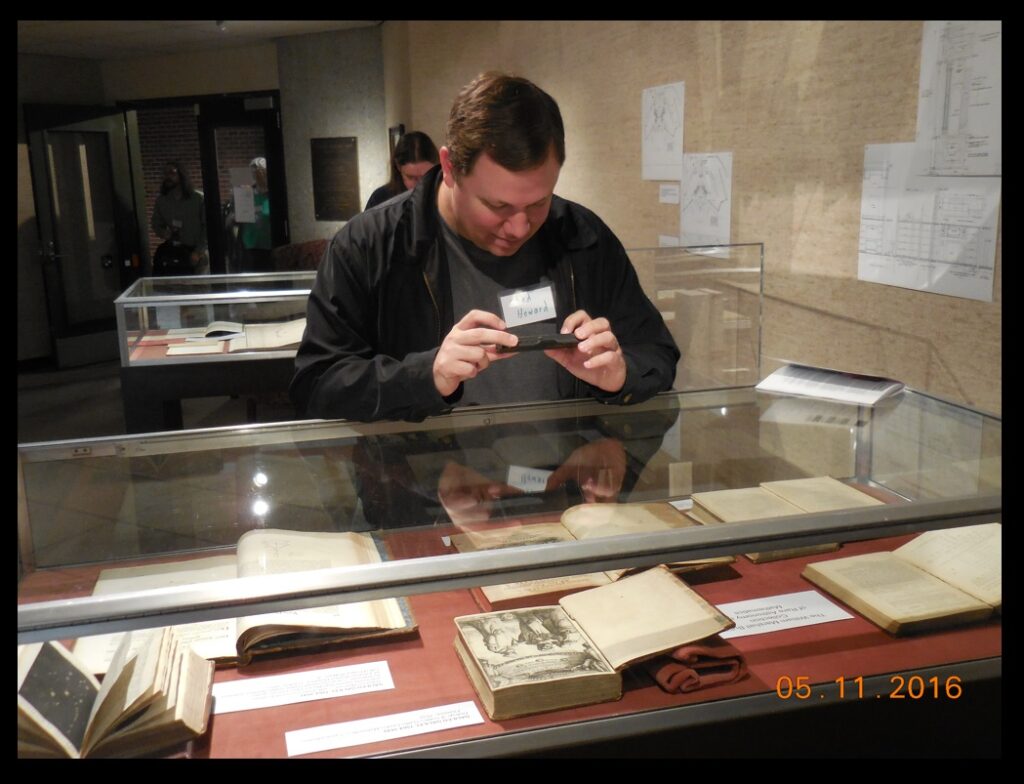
136, 105, 264, 259
137, 105, 202, 257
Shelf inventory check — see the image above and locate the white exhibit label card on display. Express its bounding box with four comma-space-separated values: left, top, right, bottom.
212, 660, 394, 715
717, 591, 853, 638
506, 465, 553, 493
499, 285, 556, 327
285, 700, 485, 757
659, 183, 681, 204
658, 234, 681, 247
642, 81, 685, 181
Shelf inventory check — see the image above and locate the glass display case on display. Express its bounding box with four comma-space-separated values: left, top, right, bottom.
115, 271, 316, 367
18, 385, 1001, 757
627, 243, 762, 392
113, 272, 315, 432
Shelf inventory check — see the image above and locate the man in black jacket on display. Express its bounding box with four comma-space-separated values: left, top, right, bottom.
292, 72, 679, 423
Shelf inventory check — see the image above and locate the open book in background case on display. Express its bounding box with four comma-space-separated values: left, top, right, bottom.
802, 523, 1001, 635
19, 627, 213, 759
71, 529, 417, 676
688, 475, 886, 562
453, 566, 734, 720
141, 317, 306, 356
450, 501, 735, 612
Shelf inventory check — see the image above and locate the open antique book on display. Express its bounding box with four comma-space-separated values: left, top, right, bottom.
72, 529, 416, 675
802, 523, 1001, 635
450, 501, 734, 611
164, 318, 306, 356
689, 475, 884, 563
19, 627, 214, 758
453, 566, 734, 720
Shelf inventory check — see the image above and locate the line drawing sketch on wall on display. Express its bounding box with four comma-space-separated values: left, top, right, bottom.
681, 152, 732, 246
642, 82, 684, 181
913, 20, 1001, 177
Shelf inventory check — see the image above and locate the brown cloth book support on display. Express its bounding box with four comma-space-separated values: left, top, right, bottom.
642, 635, 747, 693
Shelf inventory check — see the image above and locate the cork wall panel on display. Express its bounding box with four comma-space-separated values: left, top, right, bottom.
400, 20, 1001, 415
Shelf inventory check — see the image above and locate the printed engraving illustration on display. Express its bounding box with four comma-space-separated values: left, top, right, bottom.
457, 607, 611, 689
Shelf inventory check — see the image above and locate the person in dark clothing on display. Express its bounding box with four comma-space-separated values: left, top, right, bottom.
292, 71, 679, 423
364, 131, 439, 210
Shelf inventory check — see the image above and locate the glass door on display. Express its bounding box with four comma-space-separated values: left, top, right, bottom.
24, 105, 147, 367
198, 93, 289, 274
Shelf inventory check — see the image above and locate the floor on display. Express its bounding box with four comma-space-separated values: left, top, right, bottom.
17, 359, 297, 444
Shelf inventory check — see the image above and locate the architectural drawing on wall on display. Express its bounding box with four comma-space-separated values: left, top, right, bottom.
680, 152, 732, 246
913, 20, 1001, 177
642, 82, 684, 181
858, 143, 1000, 302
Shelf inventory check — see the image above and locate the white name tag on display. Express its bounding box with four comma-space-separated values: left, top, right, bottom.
506, 465, 553, 493
500, 285, 557, 327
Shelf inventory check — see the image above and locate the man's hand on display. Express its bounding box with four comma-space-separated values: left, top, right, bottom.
544, 310, 627, 393
437, 460, 522, 525
545, 438, 626, 503
433, 310, 518, 397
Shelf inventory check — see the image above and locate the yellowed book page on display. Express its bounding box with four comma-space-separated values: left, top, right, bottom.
452, 523, 577, 550
685, 506, 720, 525
73, 555, 239, 675
109, 636, 181, 736
81, 631, 142, 755
235, 529, 406, 639
561, 502, 692, 538
691, 487, 805, 521
761, 476, 885, 513
173, 647, 215, 734
232, 318, 306, 351
559, 566, 733, 670
562, 502, 709, 578
894, 523, 1001, 607
121, 627, 173, 717
451, 524, 609, 603
804, 552, 992, 626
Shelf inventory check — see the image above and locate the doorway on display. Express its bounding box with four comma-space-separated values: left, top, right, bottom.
24, 104, 148, 368
123, 91, 289, 275
198, 94, 290, 274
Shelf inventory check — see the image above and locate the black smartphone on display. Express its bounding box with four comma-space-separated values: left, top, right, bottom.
496, 333, 580, 353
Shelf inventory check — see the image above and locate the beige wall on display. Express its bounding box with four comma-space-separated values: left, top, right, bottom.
397, 20, 1001, 415
100, 44, 279, 101
381, 21, 411, 130
277, 27, 386, 243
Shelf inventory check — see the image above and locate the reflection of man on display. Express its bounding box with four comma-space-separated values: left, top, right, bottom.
437, 438, 627, 525
292, 71, 678, 422
151, 160, 208, 274
347, 402, 679, 530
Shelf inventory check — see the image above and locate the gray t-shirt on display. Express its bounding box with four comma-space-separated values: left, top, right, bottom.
440, 218, 562, 406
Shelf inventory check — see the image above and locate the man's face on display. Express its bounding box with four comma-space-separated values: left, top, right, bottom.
399, 160, 434, 191
441, 147, 561, 257
162, 166, 180, 192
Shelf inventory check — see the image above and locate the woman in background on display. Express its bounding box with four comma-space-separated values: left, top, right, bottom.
364, 131, 439, 210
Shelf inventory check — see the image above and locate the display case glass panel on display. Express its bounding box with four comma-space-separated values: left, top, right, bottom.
114, 271, 316, 366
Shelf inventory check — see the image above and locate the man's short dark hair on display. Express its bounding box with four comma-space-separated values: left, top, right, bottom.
445, 72, 566, 178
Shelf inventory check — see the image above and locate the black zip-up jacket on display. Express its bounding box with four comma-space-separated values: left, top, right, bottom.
291, 166, 680, 422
